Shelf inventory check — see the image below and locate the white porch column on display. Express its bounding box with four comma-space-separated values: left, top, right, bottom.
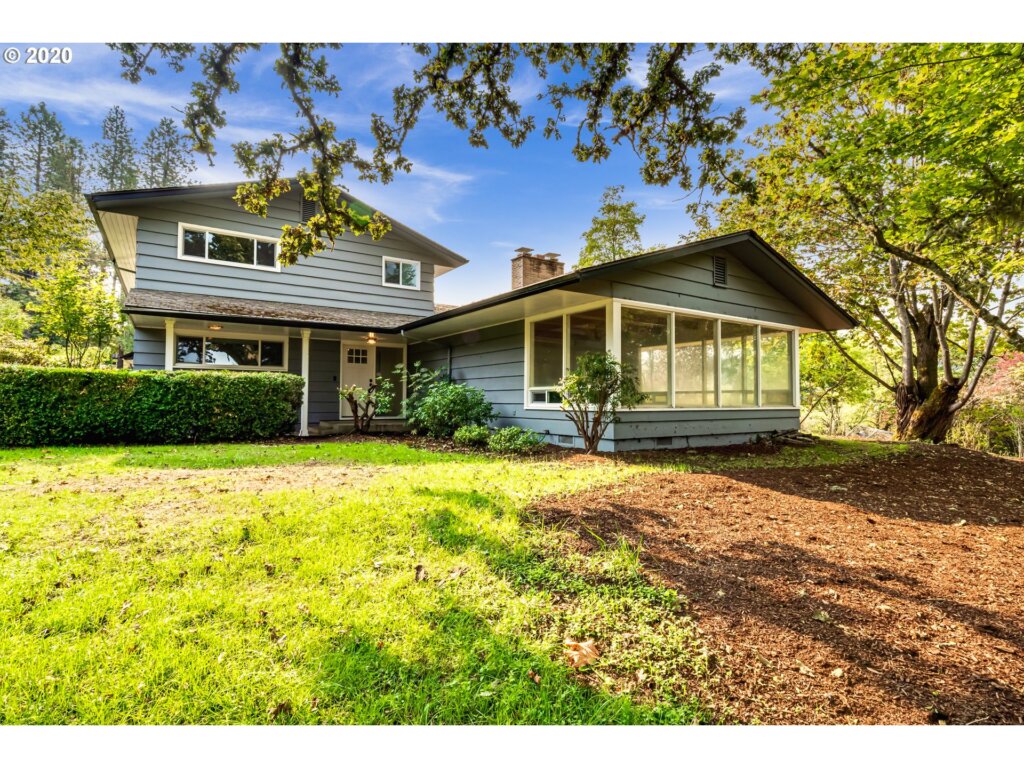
163, 318, 175, 371
300, 328, 312, 437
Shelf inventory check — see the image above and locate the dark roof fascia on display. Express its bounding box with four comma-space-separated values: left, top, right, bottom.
87, 181, 468, 268
123, 305, 408, 335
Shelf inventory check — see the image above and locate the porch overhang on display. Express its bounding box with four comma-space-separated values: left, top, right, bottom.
123, 288, 423, 334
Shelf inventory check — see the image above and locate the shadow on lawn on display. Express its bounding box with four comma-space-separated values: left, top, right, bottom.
313, 605, 682, 725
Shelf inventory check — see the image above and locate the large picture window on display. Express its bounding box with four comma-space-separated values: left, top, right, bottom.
524, 302, 797, 410
174, 335, 286, 370
720, 322, 757, 406
568, 308, 607, 370
760, 328, 794, 406
674, 316, 716, 407
528, 307, 607, 404
621, 308, 670, 406
180, 224, 278, 269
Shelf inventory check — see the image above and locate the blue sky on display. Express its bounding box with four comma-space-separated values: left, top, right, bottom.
0, 43, 772, 304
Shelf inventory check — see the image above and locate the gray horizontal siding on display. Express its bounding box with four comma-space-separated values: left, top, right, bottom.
133, 326, 165, 370
118, 187, 441, 316
595, 249, 817, 327
409, 320, 588, 444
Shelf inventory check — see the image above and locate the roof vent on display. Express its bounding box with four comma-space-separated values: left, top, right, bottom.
712, 255, 728, 287
301, 198, 318, 223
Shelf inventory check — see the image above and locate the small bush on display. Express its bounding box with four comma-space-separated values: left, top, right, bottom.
558, 352, 645, 454
452, 424, 490, 447
406, 378, 495, 438
487, 426, 546, 454
0, 365, 304, 447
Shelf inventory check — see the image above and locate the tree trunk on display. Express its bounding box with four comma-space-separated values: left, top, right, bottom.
895, 381, 962, 442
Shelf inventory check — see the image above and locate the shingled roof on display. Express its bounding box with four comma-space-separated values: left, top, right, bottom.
123, 289, 424, 332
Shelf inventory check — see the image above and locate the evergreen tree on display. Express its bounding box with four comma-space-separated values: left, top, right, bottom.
0, 109, 18, 180
47, 136, 88, 196
17, 102, 64, 192
92, 106, 139, 191
576, 186, 646, 268
139, 117, 196, 187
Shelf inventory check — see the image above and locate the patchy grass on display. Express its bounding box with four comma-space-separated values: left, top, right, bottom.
0, 436, 908, 724
0, 440, 712, 725
626, 438, 909, 473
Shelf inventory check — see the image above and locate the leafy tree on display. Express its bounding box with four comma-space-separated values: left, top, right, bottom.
17, 103, 65, 192
338, 377, 394, 434
92, 106, 139, 191
0, 179, 92, 295
799, 334, 875, 435
28, 258, 123, 368
0, 299, 58, 365
703, 43, 1024, 443
140, 118, 197, 188
0, 109, 18, 180
557, 351, 645, 453
110, 43, 773, 265
576, 185, 646, 268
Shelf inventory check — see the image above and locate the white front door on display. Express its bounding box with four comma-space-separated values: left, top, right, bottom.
341, 344, 373, 417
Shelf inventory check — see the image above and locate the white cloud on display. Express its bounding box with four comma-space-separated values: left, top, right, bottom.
0, 67, 188, 125
344, 156, 477, 227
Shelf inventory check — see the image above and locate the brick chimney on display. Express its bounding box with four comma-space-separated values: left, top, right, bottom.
511, 247, 565, 289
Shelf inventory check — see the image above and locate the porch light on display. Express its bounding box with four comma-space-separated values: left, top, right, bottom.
208, 324, 223, 331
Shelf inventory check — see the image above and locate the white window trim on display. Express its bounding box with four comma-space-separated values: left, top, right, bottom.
523, 298, 800, 412
382, 256, 421, 291
172, 329, 289, 371
338, 341, 408, 420
177, 221, 282, 273
523, 300, 612, 409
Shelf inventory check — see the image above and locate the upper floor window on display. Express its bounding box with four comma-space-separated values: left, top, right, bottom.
382, 256, 420, 290
179, 223, 279, 271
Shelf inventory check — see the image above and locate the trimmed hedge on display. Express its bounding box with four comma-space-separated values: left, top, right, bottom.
0, 365, 305, 447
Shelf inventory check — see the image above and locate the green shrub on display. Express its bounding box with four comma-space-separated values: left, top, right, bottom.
558, 351, 645, 454
0, 365, 304, 447
406, 378, 495, 438
487, 426, 546, 454
452, 424, 490, 447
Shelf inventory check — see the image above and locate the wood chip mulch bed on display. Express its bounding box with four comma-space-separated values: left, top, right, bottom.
535, 443, 1024, 725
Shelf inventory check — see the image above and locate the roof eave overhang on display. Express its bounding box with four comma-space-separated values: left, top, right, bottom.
403, 230, 857, 335
124, 306, 407, 335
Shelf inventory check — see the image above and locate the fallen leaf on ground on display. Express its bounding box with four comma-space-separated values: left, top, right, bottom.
415, 564, 428, 581
812, 610, 834, 624
267, 701, 292, 720
528, 669, 541, 685
563, 638, 600, 668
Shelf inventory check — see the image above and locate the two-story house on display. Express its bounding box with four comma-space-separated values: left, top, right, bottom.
88, 181, 855, 451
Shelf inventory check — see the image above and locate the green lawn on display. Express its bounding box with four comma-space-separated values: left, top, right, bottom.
0, 438, 902, 724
